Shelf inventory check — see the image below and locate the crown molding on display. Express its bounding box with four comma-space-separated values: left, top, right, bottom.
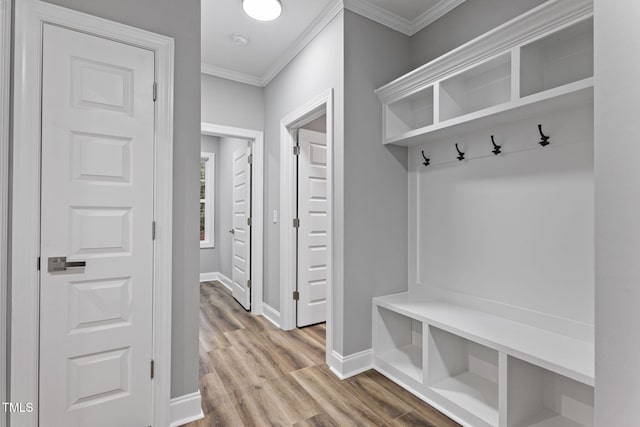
201, 0, 464, 86
412, 0, 466, 34
343, 0, 412, 35
262, 0, 344, 85
343, 0, 465, 36
200, 63, 264, 87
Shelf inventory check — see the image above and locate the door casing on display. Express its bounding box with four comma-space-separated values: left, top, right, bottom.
0, 1, 12, 426
201, 122, 265, 316
279, 89, 334, 359
10, 1, 174, 426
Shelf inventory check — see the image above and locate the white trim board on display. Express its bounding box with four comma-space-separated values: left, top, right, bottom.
200, 272, 233, 292
0, 0, 11, 425
200, 0, 464, 87
328, 349, 373, 380
169, 391, 204, 427
279, 89, 336, 371
10, 1, 175, 426
201, 123, 265, 316
261, 303, 281, 328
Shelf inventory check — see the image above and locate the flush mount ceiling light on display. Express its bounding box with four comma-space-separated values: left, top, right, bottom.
242, 0, 282, 22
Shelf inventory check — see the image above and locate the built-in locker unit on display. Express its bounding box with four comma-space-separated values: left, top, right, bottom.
373, 1, 594, 426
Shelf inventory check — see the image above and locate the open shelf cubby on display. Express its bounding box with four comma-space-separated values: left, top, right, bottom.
440, 53, 511, 122
508, 356, 594, 427
385, 85, 434, 139
520, 17, 593, 98
374, 306, 423, 383
428, 326, 499, 426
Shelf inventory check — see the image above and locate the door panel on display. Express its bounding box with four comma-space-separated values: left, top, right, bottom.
297, 129, 328, 327
40, 24, 155, 427
231, 145, 251, 310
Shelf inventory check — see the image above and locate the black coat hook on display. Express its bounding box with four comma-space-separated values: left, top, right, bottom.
491, 135, 502, 155
421, 150, 430, 166
455, 143, 465, 161
538, 124, 550, 147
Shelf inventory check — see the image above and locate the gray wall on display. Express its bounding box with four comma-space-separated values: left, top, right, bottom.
410, 0, 546, 67
200, 135, 220, 274
41, 0, 201, 398
217, 137, 249, 279
202, 74, 264, 131
263, 12, 345, 338
594, 0, 640, 423
342, 10, 411, 355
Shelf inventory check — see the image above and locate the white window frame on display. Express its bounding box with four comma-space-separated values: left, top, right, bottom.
200, 152, 215, 248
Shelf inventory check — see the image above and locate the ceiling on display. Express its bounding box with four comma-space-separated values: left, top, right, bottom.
201, 0, 465, 87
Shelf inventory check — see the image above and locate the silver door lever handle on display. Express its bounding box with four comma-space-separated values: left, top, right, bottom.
48, 256, 86, 273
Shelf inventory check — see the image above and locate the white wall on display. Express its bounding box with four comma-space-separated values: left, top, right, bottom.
594, 0, 640, 423
342, 10, 411, 355
200, 135, 220, 274
202, 74, 264, 131
411, 105, 594, 327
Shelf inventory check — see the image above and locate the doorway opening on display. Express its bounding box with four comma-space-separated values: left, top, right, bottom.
279, 89, 334, 364
199, 123, 264, 314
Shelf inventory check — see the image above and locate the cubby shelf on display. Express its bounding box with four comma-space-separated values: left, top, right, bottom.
372, 293, 595, 427
376, 2, 594, 148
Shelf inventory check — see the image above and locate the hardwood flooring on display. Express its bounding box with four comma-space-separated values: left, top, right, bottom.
185, 281, 460, 427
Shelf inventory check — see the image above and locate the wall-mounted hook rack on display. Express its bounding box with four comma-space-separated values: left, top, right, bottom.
491, 135, 502, 155
538, 124, 550, 147
421, 150, 430, 166
455, 143, 465, 161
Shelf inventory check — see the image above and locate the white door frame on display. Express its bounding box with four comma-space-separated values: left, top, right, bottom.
201, 122, 265, 316
279, 89, 334, 355
0, 0, 11, 425
10, 1, 174, 426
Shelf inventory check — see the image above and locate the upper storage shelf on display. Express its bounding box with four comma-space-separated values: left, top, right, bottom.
376, 0, 594, 147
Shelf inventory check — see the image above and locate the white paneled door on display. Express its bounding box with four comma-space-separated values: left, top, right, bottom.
296, 129, 328, 327
39, 24, 155, 427
231, 145, 252, 310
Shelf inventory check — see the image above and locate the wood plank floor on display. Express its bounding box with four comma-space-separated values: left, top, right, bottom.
184, 281, 460, 427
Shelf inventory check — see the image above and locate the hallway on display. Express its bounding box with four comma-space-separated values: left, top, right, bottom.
187, 281, 459, 426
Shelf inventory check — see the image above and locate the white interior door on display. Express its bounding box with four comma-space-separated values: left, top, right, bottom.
297, 129, 328, 327
231, 144, 251, 310
39, 24, 155, 427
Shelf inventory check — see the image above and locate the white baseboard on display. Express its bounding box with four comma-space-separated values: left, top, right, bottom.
169, 391, 204, 427
261, 303, 281, 327
200, 271, 232, 292
327, 348, 373, 380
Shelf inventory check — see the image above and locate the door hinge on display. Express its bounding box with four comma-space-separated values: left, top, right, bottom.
150, 360, 155, 379
37, 257, 40, 271
293, 145, 300, 156
247, 217, 252, 227
247, 279, 252, 289
153, 81, 158, 102
152, 221, 156, 240
293, 218, 300, 228
293, 290, 300, 301
248, 154, 253, 164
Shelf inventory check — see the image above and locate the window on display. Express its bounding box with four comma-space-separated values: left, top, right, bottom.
200, 152, 215, 248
